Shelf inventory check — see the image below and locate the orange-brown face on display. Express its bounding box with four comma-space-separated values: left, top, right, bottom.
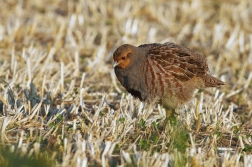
113, 45, 133, 69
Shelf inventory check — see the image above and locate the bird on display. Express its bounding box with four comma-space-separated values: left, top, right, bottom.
113, 42, 224, 117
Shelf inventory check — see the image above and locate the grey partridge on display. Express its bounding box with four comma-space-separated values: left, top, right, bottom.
113, 42, 224, 111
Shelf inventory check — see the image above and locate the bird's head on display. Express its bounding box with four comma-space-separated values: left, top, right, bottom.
113, 44, 135, 69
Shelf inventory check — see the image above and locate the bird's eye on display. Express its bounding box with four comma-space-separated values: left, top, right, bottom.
121, 56, 126, 60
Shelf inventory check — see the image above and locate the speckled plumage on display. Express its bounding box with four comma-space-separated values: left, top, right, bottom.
113, 42, 224, 109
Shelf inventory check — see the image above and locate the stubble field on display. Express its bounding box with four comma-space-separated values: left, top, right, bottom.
0, 0, 252, 166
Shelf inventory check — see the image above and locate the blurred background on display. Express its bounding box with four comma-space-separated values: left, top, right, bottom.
0, 0, 251, 88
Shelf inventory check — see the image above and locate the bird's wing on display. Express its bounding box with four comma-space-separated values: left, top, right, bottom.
141, 42, 210, 103
146, 42, 209, 82
138, 43, 160, 48
142, 43, 223, 106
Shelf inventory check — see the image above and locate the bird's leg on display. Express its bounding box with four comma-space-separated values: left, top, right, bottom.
166, 108, 174, 118
161, 108, 177, 129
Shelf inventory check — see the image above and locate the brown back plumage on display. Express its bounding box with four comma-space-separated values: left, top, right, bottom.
141, 42, 224, 108
113, 42, 224, 109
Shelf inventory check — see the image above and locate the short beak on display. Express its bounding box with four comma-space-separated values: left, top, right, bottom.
113, 61, 119, 68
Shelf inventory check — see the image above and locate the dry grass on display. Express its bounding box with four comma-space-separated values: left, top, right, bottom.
0, 0, 252, 166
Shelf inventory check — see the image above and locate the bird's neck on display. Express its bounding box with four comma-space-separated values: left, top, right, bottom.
115, 59, 144, 89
